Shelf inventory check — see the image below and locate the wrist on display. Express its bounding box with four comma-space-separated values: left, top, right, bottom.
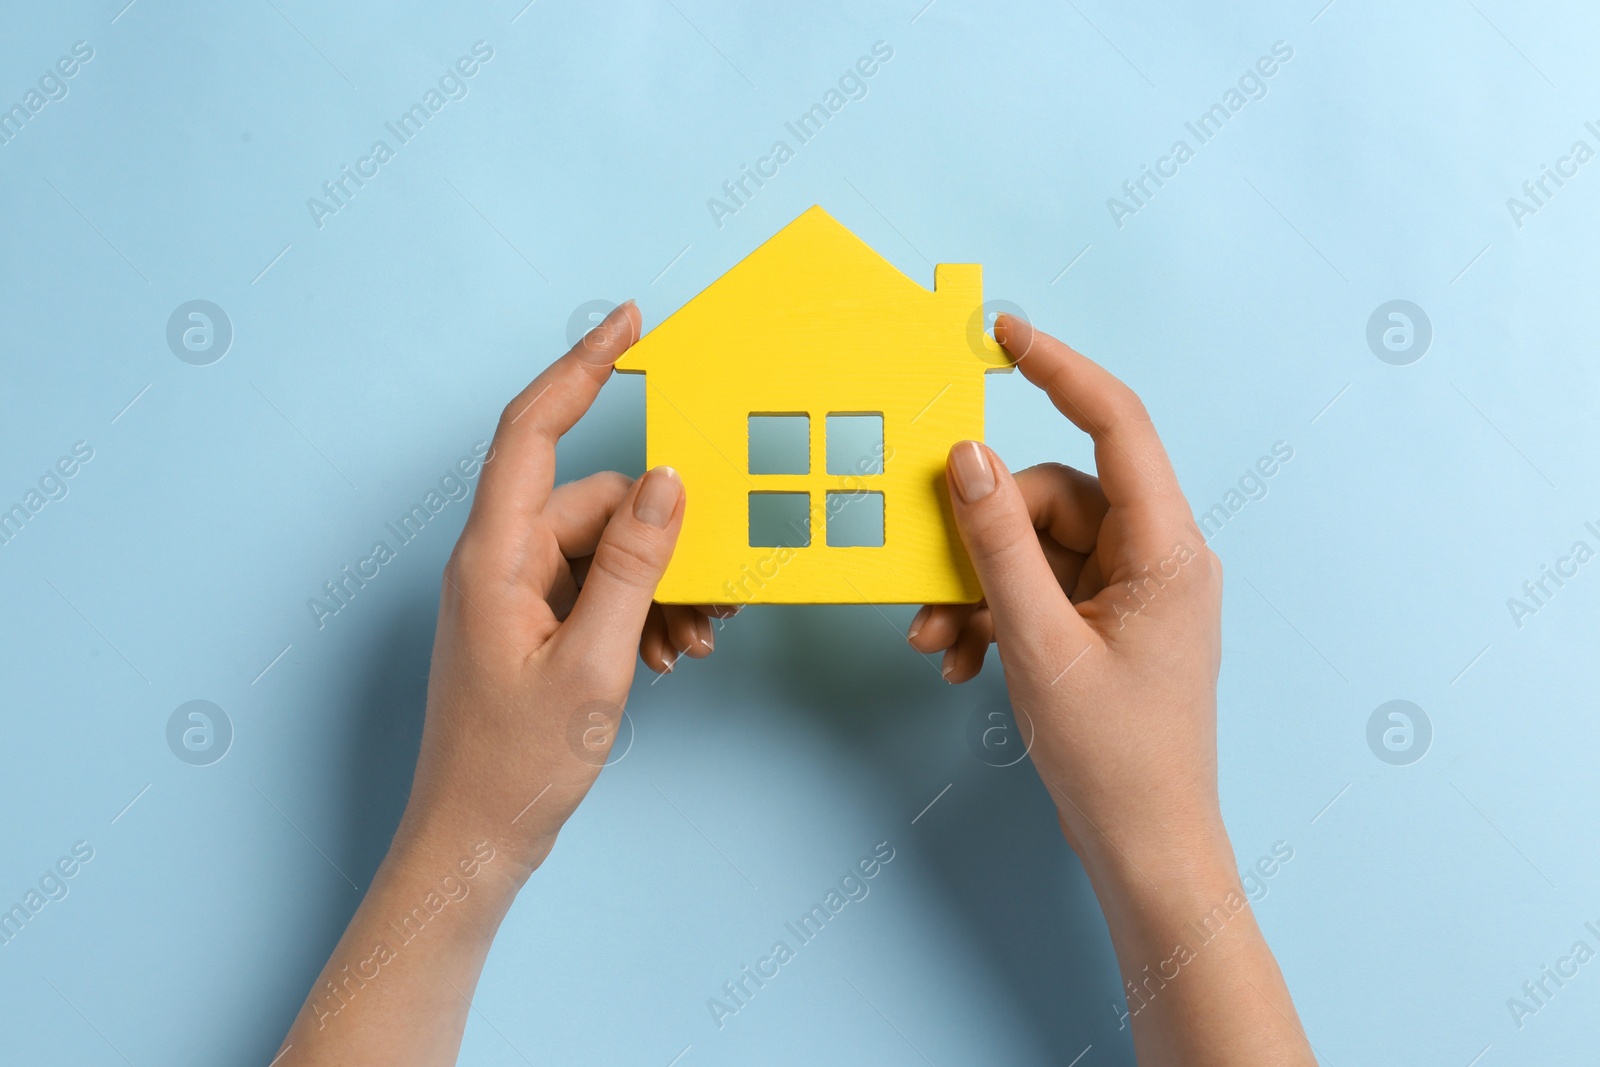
386, 806, 532, 921
395, 777, 571, 887
1071, 816, 1252, 965
1064, 807, 1236, 908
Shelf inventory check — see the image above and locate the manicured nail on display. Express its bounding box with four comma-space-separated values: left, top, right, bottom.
907, 605, 932, 642
606, 298, 637, 325
634, 466, 680, 527
992, 313, 1010, 346
578, 299, 638, 365
940, 650, 957, 682
697, 615, 714, 650
949, 441, 996, 503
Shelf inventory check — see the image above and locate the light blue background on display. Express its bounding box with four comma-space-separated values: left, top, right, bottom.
3, 0, 1598, 1063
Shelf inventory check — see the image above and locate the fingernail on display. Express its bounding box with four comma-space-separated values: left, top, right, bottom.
907, 605, 932, 642
992, 314, 1010, 346
634, 466, 680, 528
940, 650, 957, 682
605, 298, 637, 326
578, 299, 638, 365
697, 615, 714, 650
949, 441, 996, 503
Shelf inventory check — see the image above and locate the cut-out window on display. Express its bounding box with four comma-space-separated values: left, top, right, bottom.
748, 414, 809, 474
826, 490, 884, 547
826, 414, 884, 475
748, 492, 810, 547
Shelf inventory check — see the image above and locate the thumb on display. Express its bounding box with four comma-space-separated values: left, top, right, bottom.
946, 441, 1089, 656
558, 466, 684, 667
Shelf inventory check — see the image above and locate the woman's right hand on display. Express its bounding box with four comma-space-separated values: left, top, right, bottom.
910, 314, 1227, 873
908, 316, 1315, 1065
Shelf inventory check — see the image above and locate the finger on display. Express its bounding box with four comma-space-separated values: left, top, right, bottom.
996, 316, 1185, 516
467, 302, 642, 545
639, 604, 674, 673
1013, 463, 1108, 555
907, 603, 975, 654
665, 605, 714, 659
1072, 553, 1105, 603
946, 440, 1093, 657
941, 609, 994, 683
969, 604, 993, 645
547, 563, 580, 620
1039, 538, 1088, 601
556, 466, 685, 668
912, 468, 1095, 641
545, 472, 633, 559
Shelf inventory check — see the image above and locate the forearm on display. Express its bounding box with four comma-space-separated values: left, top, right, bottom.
1079, 827, 1316, 1066
274, 819, 524, 1067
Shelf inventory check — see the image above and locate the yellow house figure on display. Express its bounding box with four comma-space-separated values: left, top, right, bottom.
616, 205, 1012, 605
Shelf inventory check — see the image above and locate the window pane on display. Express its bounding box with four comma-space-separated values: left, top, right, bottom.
748, 414, 809, 474
826, 490, 884, 547
749, 492, 810, 547
826, 414, 884, 475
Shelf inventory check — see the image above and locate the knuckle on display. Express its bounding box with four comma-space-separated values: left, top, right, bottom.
441, 542, 496, 598
496, 396, 527, 434
965, 501, 1031, 559
442, 531, 524, 596
495, 373, 567, 439
556, 639, 630, 692
1045, 461, 1096, 498
1106, 388, 1151, 428
595, 470, 634, 501
1165, 541, 1222, 596
591, 531, 665, 589
1017, 461, 1069, 488
442, 542, 482, 590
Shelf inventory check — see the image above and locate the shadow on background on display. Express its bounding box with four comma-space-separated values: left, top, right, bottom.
330, 605, 435, 882
256, 599, 435, 1057
272, 588, 1131, 1063
764, 604, 1132, 1063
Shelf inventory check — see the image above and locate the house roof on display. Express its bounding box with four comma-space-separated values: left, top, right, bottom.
614, 205, 1008, 373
